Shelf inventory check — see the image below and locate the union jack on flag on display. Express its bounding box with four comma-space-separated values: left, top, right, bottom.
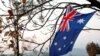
60, 5, 77, 32
50, 5, 95, 56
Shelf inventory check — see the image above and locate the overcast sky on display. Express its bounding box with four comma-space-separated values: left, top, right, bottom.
0, 0, 100, 55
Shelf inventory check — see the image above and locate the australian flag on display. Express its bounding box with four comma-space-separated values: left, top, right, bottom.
50, 5, 95, 56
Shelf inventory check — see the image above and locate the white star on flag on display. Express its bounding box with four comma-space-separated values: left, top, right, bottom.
63, 36, 67, 40
54, 42, 58, 46
70, 41, 73, 44
58, 48, 62, 51
77, 19, 85, 24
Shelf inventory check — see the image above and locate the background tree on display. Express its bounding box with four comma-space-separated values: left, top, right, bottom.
0, 0, 100, 56
86, 42, 100, 56
86, 42, 97, 56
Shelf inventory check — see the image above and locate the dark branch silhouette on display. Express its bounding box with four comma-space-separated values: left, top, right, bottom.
87, 0, 100, 9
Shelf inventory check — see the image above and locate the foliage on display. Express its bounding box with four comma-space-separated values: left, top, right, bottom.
86, 42, 100, 56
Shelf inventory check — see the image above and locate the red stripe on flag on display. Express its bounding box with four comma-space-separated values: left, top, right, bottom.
61, 10, 77, 31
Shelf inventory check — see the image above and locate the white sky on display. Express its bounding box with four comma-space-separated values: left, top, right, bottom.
0, 0, 100, 55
